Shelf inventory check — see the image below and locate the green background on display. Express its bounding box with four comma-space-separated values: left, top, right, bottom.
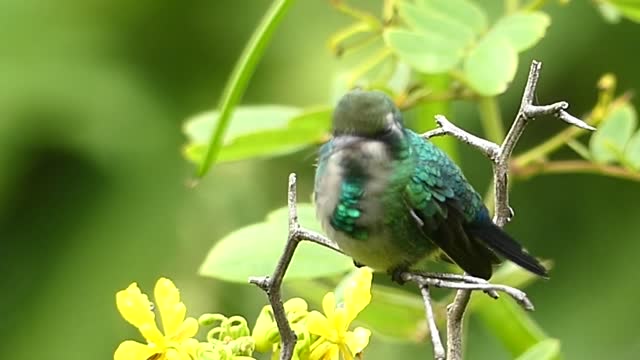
1, 0, 639, 359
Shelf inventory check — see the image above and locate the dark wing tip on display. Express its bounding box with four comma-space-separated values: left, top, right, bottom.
468, 222, 549, 279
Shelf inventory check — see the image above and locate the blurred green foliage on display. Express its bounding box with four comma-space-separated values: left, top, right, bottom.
2, 0, 640, 359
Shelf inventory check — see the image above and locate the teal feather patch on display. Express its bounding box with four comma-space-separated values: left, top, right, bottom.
330, 179, 368, 240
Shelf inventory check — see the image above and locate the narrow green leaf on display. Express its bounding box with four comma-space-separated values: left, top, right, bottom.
197, 0, 296, 177
183, 106, 331, 165
417, 0, 488, 33
464, 35, 518, 96
625, 130, 640, 170
590, 103, 637, 164
199, 204, 352, 283
399, 1, 475, 50
608, 0, 640, 23
384, 29, 463, 73
489, 12, 551, 52
515, 339, 561, 360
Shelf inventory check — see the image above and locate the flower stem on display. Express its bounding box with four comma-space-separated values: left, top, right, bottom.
511, 160, 640, 182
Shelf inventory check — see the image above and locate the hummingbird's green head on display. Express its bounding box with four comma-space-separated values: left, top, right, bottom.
332, 89, 403, 138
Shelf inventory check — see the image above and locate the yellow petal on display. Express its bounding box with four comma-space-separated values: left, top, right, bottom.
339, 343, 355, 360
113, 340, 159, 360
116, 283, 155, 328
325, 345, 340, 360
173, 317, 198, 341
343, 268, 372, 323
330, 308, 348, 334
165, 348, 191, 360
344, 327, 371, 355
306, 311, 333, 339
154, 277, 186, 336
309, 339, 339, 360
321, 292, 336, 320
138, 322, 166, 346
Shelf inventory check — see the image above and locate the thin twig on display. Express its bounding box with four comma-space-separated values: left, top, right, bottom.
249, 174, 301, 360
493, 60, 594, 227
424, 115, 500, 161
420, 285, 446, 360
446, 289, 471, 360
401, 273, 534, 311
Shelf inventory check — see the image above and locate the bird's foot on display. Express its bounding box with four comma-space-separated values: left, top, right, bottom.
389, 267, 408, 285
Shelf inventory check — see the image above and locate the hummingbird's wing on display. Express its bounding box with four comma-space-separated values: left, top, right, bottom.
404, 138, 499, 279
406, 194, 498, 280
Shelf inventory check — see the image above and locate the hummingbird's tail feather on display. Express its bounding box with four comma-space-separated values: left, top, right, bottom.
468, 223, 549, 278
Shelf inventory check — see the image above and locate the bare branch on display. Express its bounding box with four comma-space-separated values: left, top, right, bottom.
401, 273, 534, 311
420, 285, 446, 360
494, 60, 594, 226
249, 174, 301, 360
424, 115, 500, 161
446, 289, 471, 360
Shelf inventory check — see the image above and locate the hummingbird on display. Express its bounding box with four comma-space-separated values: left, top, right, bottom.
313, 89, 548, 280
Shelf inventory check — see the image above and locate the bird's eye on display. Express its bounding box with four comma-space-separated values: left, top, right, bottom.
368, 125, 393, 139
374, 124, 400, 143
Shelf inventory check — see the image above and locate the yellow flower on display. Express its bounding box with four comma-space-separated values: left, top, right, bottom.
306, 267, 373, 360
114, 277, 199, 360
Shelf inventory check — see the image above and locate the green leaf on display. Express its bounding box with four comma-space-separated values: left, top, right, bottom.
489, 12, 551, 52
515, 339, 561, 360
463, 34, 518, 96
607, 0, 640, 23
417, 0, 488, 33
183, 106, 331, 165
185, 105, 299, 143
590, 103, 637, 164
475, 296, 551, 357
470, 262, 559, 357
359, 284, 431, 341
288, 106, 333, 131
399, 1, 475, 50
597, 2, 623, 23
199, 204, 353, 283
411, 74, 460, 162
384, 29, 463, 73
624, 130, 640, 170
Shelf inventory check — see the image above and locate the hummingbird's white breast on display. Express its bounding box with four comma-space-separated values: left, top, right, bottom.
314, 136, 408, 270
